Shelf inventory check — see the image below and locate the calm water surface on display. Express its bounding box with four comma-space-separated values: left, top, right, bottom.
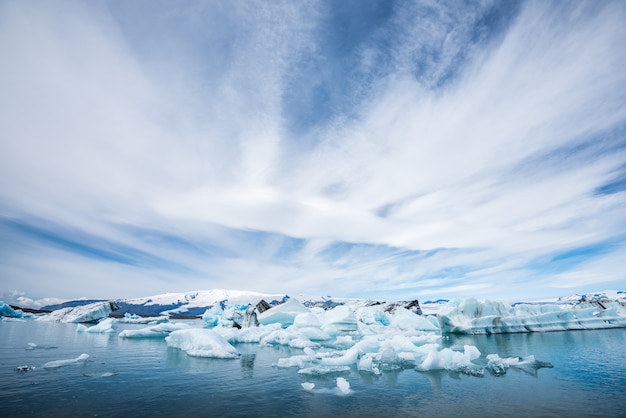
1, 320, 625, 417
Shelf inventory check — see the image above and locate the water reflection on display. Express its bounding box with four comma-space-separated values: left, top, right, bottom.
240, 354, 255, 379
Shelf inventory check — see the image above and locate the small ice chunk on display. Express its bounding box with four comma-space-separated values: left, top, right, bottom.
336, 377, 351, 395
274, 355, 312, 368
43, 353, 90, 369
298, 365, 351, 376
301, 382, 315, 391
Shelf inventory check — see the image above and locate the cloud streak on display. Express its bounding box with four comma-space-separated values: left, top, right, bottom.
1, 0, 625, 303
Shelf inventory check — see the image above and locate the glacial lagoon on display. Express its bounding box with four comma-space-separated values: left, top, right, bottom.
1, 319, 625, 417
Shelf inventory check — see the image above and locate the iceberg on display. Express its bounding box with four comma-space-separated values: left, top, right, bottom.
301, 382, 315, 391
165, 328, 239, 358
38, 301, 119, 323
43, 353, 90, 369
257, 299, 310, 327
0, 301, 23, 318
388, 307, 440, 331
336, 377, 351, 395
438, 298, 626, 334
118, 322, 192, 338
417, 344, 481, 371
317, 305, 358, 332
485, 354, 553, 375
76, 318, 115, 333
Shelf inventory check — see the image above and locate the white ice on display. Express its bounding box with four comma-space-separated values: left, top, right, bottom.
42, 353, 89, 369
336, 377, 351, 395
76, 318, 115, 333
118, 322, 192, 338
257, 299, 310, 327
301, 382, 315, 391
165, 328, 239, 358
485, 354, 553, 375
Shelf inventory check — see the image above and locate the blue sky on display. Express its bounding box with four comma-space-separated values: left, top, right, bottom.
1, 0, 626, 306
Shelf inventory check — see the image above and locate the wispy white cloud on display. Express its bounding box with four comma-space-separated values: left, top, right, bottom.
1, 1, 625, 303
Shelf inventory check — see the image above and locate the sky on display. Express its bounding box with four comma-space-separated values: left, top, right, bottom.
1, 0, 626, 307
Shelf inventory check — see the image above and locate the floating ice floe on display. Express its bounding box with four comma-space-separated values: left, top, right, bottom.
25, 342, 57, 350
165, 328, 239, 358
118, 322, 192, 338
336, 377, 351, 395
43, 353, 90, 369
485, 354, 553, 375
299, 378, 351, 396
38, 301, 119, 323
438, 297, 626, 334
76, 318, 115, 333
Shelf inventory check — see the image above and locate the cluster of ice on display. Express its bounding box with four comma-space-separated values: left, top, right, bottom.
438, 297, 626, 334
198, 298, 499, 376
118, 322, 192, 338
0, 301, 22, 318
38, 301, 118, 323
76, 318, 115, 333
22, 291, 625, 384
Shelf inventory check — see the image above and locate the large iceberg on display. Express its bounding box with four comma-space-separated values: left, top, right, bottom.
165, 328, 239, 358
38, 301, 119, 323
438, 297, 626, 334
